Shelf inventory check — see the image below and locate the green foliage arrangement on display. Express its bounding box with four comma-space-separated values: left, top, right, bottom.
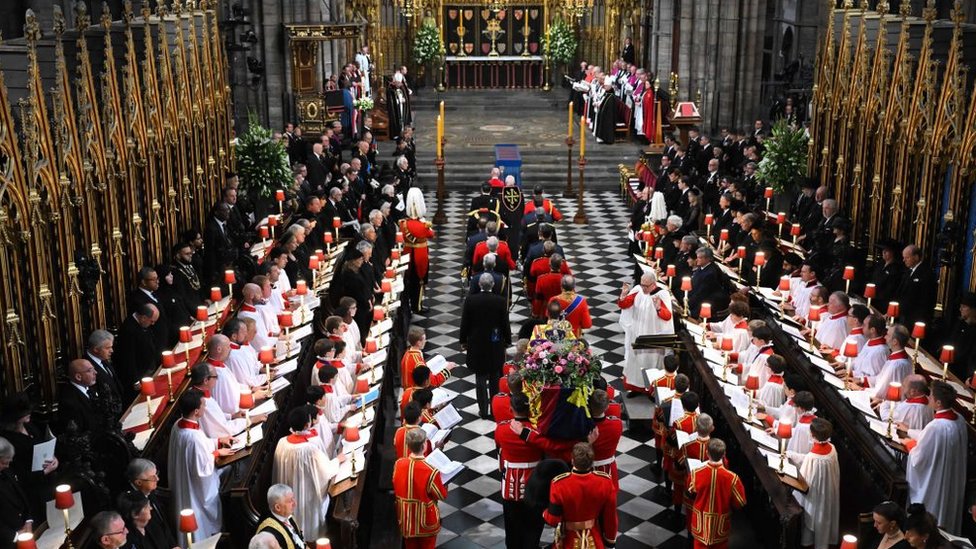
353, 97, 375, 111
413, 20, 443, 65
543, 17, 577, 65
235, 113, 292, 200
756, 118, 809, 193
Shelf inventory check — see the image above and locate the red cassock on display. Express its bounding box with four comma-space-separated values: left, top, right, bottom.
523, 199, 564, 222
664, 411, 698, 481
534, 273, 564, 318
394, 424, 432, 459
393, 456, 448, 549
651, 378, 679, 451
472, 240, 517, 270
400, 374, 449, 417
549, 293, 593, 338
542, 470, 618, 549
399, 218, 435, 280
401, 349, 425, 389
688, 462, 747, 549
679, 438, 725, 524
591, 416, 624, 487
492, 393, 514, 423
642, 88, 659, 143
494, 420, 546, 501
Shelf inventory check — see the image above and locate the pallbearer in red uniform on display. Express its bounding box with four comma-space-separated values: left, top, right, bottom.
393, 429, 448, 549
667, 392, 700, 510
492, 370, 524, 423
494, 393, 547, 549
588, 389, 623, 488
543, 443, 618, 549
687, 439, 747, 549
400, 188, 436, 313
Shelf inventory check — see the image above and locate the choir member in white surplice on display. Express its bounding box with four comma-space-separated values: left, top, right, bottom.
846, 304, 870, 352
813, 292, 850, 352
894, 375, 935, 432
784, 391, 817, 465
796, 418, 840, 549
168, 391, 236, 538
272, 406, 343, 540
706, 300, 751, 354
852, 315, 889, 387
238, 283, 279, 352
306, 386, 338, 457
756, 354, 787, 409
316, 365, 357, 424
189, 364, 246, 439
226, 317, 269, 388
207, 335, 244, 416
618, 273, 675, 394
902, 381, 967, 535
781, 262, 822, 320
744, 326, 775, 386
869, 325, 913, 402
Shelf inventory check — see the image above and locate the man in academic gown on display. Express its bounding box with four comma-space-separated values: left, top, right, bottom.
687, 438, 746, 549
896, 245, 937, 328
256, 484, 307, 549
903, 381, 967, 535
592, 82, 617, 144
618, 273, 674, 394
273, 407, 341, 540
795, 418, 840, 549
167, 391, 235, 539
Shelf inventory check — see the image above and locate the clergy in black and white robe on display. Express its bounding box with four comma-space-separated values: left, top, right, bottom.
593, 84, 617, 144
387, 76, 412, 140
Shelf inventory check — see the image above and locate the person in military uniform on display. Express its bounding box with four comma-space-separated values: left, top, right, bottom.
399, 188, 435, 313
494, 393, 548, 549
687, 439, 747, 549
255, 484, 306, 549
542, 442, 618, 549
467, 183, 501, 237
868, 238, 905, 314
393, 429, 448, 549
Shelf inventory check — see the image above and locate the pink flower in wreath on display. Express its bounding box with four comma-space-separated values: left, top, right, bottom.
554, 365, 564, 374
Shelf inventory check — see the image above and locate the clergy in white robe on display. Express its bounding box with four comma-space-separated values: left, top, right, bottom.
306, 386, 338, 457
206, 336, 242, 416
355, 47, 372, 96
788, 265, 822, 319
904, 381, 967, 535
168, 391, 233, 539
814, 292, 850, 351
895, 375, 935, 432
273, 407, 341, 539
239, 284, 279, 351
618, 273, 675, 393
870, 325, 913, 400
852, 316, 889, 387
228, 338, 267, 388
796, 419, 840, 549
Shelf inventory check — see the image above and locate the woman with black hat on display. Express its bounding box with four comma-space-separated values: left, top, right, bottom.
0, 393, 58, 521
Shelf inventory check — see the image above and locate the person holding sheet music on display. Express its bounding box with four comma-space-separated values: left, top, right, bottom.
687, 438, 747, 549
0, 436, 33, 545
893, 375, 934, 432
0, 393, 58, 522
676, 414, 721, 526
402, 327, 456, 390
187, 365, 249, 440
400, 366, 449, 418
666, 392, 700, 512
795, 418, 840, 549
393, 429, 448, 549
395, 402, 433, 459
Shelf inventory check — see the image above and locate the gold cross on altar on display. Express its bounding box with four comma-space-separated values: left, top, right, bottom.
483, 19, 504, 56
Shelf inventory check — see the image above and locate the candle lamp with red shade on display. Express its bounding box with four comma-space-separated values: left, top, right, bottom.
179, 326, 193, 367
259, 225, 269, 244
764, 186, 773, 211
268, 214, 278, 239
776, 212, 786, 238
790, 223, 800, 245
279, 312, 294, 357
720, 335, 734, 379
324, 231, 334, 255
240, 391, 255, 446
886, 382, 902, 438
680, 276, 692, 316
704, 213, 713, 242
745, 374, 760, 422
259, 346, 275, 392
776, 420, 792, 473
15, 533, 36, 549
940, 345, 955, 380
224, 270, 235, 303
276, 189, 285, 214
140, 377, 155, 429
210, 287, 222, 314
886, 301, 899, 326
179, 509, 198, 547
195, 305, 209, 336
754, 251, 766, 288
316, 539, 332, 549
842, 266, 855, 295
55, 484, 76, 548
807, 306, 822, 351
699, 303, 712, 344
911, 322, 925, 367
778, 275, 791, 319
345, 426, 361, 471
864, 283, 876, 310
665, 264, 676, 281
839, 534, 857, 549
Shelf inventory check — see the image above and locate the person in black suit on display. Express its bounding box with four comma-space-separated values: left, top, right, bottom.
55, 358, 103, 434
86, 329, 125, 416
171, 242, 204, 311
255, 484, 307, 549
117, 491, 170, 549
89, 510, 133, 549
123, 458, 176, 549
114, 304, 161, 402
620, 37, 635, 64
305, 142, 329, 191
790, 178, 817, 225
202, 202, 238, 288
337, 248, 374, 338
469, 255, 507, 297
460, 274, 512, 418
869, 238, 905, 313
127, 267, 172, 348
0, 436, 32, 547
896, 245, 937, 327
688, 248, 728, 316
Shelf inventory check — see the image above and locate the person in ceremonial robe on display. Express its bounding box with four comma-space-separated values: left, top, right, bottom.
847, 304, 870, 352
687, 439, 746, 549
205, 335, 247, 419
869, 325, 913, 402
494, 393, 548, 549
851, 315, 889, 387
238, 283, 279, 352
894, 375, 934, 432
652, 370, 687, 479
387, 74, 412, 141
618, 272, 674, 395
777, 262, 821, 320
795, 418, 840, 549
760, 373, 806, 427
902, 381, 967, 534
393, 429, 447, 549
783, 391, 817, 464
167, 391, 235, 539
256, 484, 306, 549
705, 300, 751, 353
811, 292, 850, 352
401, 366, 449, 418
549, 276, 592, 338
401, 326, 455, 390
188, 365, 249, 440
395, 402, 433, 459
224, 318, 268, 390
542, 442, 618, 549
666, 392, 700, 511
744, 326, 775, 386
592, 81, 617, 144
587, 390, 623, 488
756, 355, 787, 409
272, 407, 341, 540
400, 188, 435, 313
492, 368, 524, 423
677, 414, 720, 523
305, 386, 337, 457
316, 366, 357, 425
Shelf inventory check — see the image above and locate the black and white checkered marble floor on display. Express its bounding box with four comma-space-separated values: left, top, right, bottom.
408, 190, 690, 549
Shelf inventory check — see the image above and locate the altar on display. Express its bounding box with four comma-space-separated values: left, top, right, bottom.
442, 5, 545, 89
445, 55, 544, 89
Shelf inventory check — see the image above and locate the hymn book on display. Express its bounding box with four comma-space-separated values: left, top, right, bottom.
426, 355, 448, 376
425, 449, 465, 484
32, 437, 57, 472
431, 387, 458, 409
421, 422, 452, 447
433, 404, 463, 430
642, 368, 667, 387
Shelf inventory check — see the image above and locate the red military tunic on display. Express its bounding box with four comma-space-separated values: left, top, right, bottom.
591, 416, 624, 487
534, 272, 565, 318
524, 199, 564, 222
549, 292, 593, 338
665, 411, 699, 484
652, 382, 679, 455
401, 349, 425, 389
492, 392, 514, 423
494, 419, 545, 501
527, 258, 572, 316
688, 462, 747, 549
472, 240, 517, 270
399, 218, 435, 280
400, 374, 449, 417
393, 456, 448, 549
679, 438, 725, 524
394, 424, 432, 459
542, 469, 618, 549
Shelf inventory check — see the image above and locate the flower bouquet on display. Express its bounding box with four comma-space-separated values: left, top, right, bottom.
518, 338, 603, 439
353, 97, 374, 112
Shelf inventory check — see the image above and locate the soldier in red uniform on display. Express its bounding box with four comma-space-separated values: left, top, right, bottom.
393, 429, 448, 549
588, 389, 623, 488
534, 256, 568, 318
400, 188, 436, 313
494, 393, 547, 549
492, 370, 524, 423
687, 438, 747, 549
542, 443, 618, 549
395, 402, 433, 459
523, 186, 564, 221
667, 391, 700, 510
548, 276, 593, 338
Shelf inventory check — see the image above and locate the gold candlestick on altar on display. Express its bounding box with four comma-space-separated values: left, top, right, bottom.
521, 9, 530, 57
484, 19, 503, 57
457, 26, 467, 57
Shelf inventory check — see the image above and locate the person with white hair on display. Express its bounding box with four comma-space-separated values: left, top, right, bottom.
387, 73, 412, 140
618, 272, 675, 396
488, 167, 504, 188
0, 436, 32, 544
255, 484, 306, 549
248, 532, 282, 549
399, 188, 435, 313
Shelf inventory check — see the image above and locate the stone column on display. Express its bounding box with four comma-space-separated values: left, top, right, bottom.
715, 0, 742, 130
260, 0, 283, 127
